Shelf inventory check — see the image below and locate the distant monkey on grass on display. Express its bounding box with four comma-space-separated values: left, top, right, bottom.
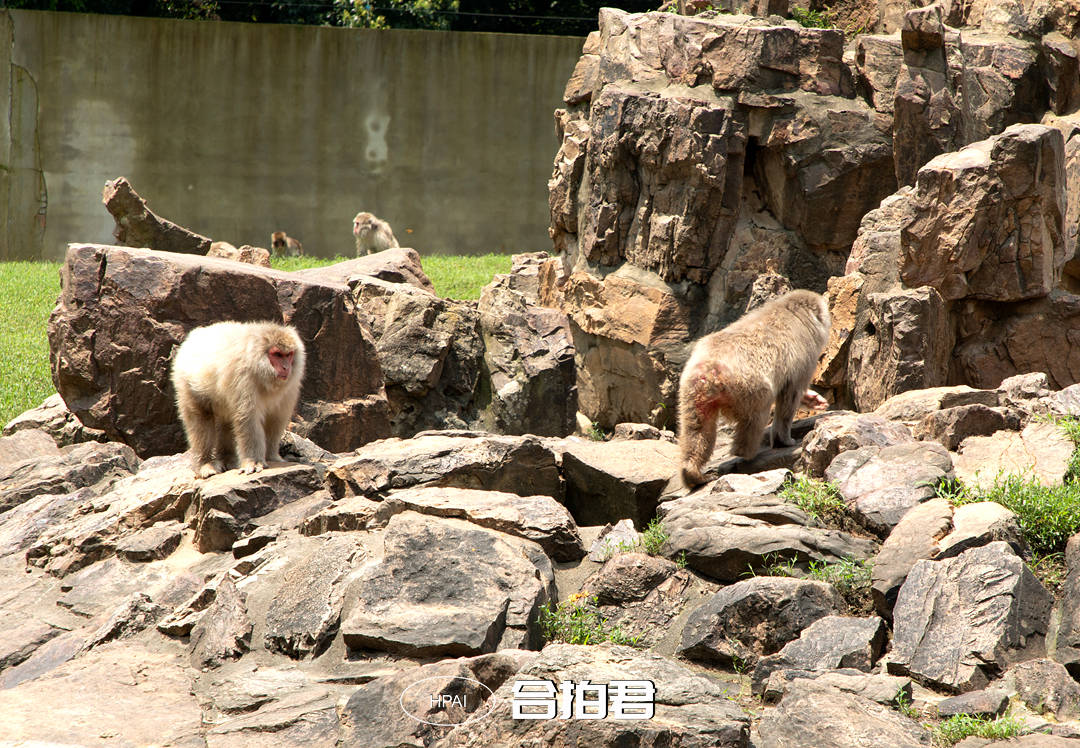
171, 321, 306, 478
353, 211, 400, 255
678, 290, 830, 487
271, 231, 303, 257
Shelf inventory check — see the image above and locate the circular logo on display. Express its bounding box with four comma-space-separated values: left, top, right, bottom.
399, 675, 498, 727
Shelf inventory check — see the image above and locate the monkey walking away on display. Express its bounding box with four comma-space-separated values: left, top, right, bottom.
677, 290, 831, 488
353, 211, 400, 255
271, 231, 303, 257
171, 321, 306, 478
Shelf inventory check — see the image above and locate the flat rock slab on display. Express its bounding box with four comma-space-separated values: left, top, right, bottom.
889, 541, 1053, 692
192, 463, 325, 552
264, 536, 362, 658
826, 441, 954, 535
751, 615, 887, 694
371, 486, 585, 562
757, 679, 930, 747
761, 668, 913, 706
0, 428, 60, 468
341, 512, 554, 657
439, 643, 750, 747
0, 441, 140, 515
115, 520, 184, 562
873, 385, 1000, 422
661, 497, 877, 583
798, 412, 915, 478
679, 577, 845, 668
871, 498, 953, 617
0, 641, 204, 745
954, 421, 1073, 489
553, 437, 681, 527
325, 432, 564, 502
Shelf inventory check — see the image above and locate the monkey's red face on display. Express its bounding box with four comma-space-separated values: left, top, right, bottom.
353, 219, 367, 237
268, 347, 294, 380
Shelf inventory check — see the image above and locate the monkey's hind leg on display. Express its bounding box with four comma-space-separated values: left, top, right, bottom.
678, 375, 722, 488
771, 379, 804, 448
263, 409, 290, 465
731, 402, 772, 461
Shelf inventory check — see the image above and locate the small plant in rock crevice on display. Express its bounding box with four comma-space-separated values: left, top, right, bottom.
539, 594, 640, 647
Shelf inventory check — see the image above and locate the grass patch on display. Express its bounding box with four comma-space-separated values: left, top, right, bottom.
779, 477, 853, 529
791, 5, 833, 26
539, 594, 639, 646
808, 556, 875, 615
414, 253, 514, 300
941, 474, 1080, 556
269, 252, 514, 301
0, 262, 61, 426
601, 517, 671, 559
932, 713, 1026, 746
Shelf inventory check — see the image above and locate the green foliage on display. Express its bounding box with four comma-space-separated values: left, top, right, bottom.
0, 262, 61, 427
944, 473, 1080, 556
334, 0, 459, 29
1051, 414, 1080, 483
932, 713, 1026, 746
1030, 551, 1067, 595
893, 688, 917, 719
808, 556, 874, 615
601, 517, 670, 559
585, 420, 611, 441
539, 594, 639, 646
779, 477, 849, 526
790, 5, 833, 27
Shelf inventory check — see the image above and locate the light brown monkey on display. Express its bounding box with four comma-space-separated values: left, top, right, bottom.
171, 321, 306, 478
270, 231, 304, 257
352, 211, 400, 255
678, 289, 830, 487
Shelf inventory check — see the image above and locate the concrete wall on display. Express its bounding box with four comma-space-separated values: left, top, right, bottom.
0, 10, 584, 260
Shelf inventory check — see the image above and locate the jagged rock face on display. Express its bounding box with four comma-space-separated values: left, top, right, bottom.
47, 244, 391, 456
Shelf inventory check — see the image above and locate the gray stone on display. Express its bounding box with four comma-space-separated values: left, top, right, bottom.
325, 432, 563, 503
889, 542, 1052, 692
662, 498, 877, 583
439, 643, 750, 746
86, 592, 167, 649
751, 615, 888, 694
954, 421, 1074, 490
915, 404, 1018, 450
115, 520, 184, 562
0, 441, 140, 515
340, 512, 555, 657
873, 386, 1002, 422
1001, 659, 1080, 721
189, 577, 252, 670
937, 689, 1009, 718
477, 269, 577, 438
757, 679, 930, 748
2, 393, 109, 447
871, 498, 953, 618
826, 441, 954, 535
761, 669, 913, 706
556, 437, 682, 528
798, 412, 915, 478
371, 486, 585, 562
0, 428, 59, 468
264, 537, 360, 659
679, 577, 844, 668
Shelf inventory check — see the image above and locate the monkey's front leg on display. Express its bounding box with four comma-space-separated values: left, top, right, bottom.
234, 413, 268, 475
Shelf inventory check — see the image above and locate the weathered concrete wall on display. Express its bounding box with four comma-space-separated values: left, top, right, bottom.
0, 9, 583, 260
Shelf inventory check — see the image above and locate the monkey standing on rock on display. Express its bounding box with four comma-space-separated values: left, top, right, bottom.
352, 211, 399, 255
171, 321, 306, 478
677, 290, 831, 488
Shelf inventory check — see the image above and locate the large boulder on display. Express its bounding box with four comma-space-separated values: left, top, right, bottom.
47, 244, 391, 457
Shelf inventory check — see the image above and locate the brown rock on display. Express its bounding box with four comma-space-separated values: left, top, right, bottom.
954, 421, 1074, 489
47, 244, 390, 456
102, 177, 212, 255
206, 241, 271, 268
293, 246, 435, 293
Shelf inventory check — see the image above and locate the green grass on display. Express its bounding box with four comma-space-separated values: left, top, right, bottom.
416, 253, 514, 300
932, 713, 1026, 746
539, 594, 640, 647
0, 254, 515, 426
808, 556, 875, 615
269, 252, 514, 300
779, 477, 851, 527
791, 5, 834, 27
938, 474, 1080, 556
0, 262, 61, 426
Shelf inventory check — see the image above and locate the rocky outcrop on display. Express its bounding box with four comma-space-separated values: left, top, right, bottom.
47, 244, 391, 456
102, 177, 212, 256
